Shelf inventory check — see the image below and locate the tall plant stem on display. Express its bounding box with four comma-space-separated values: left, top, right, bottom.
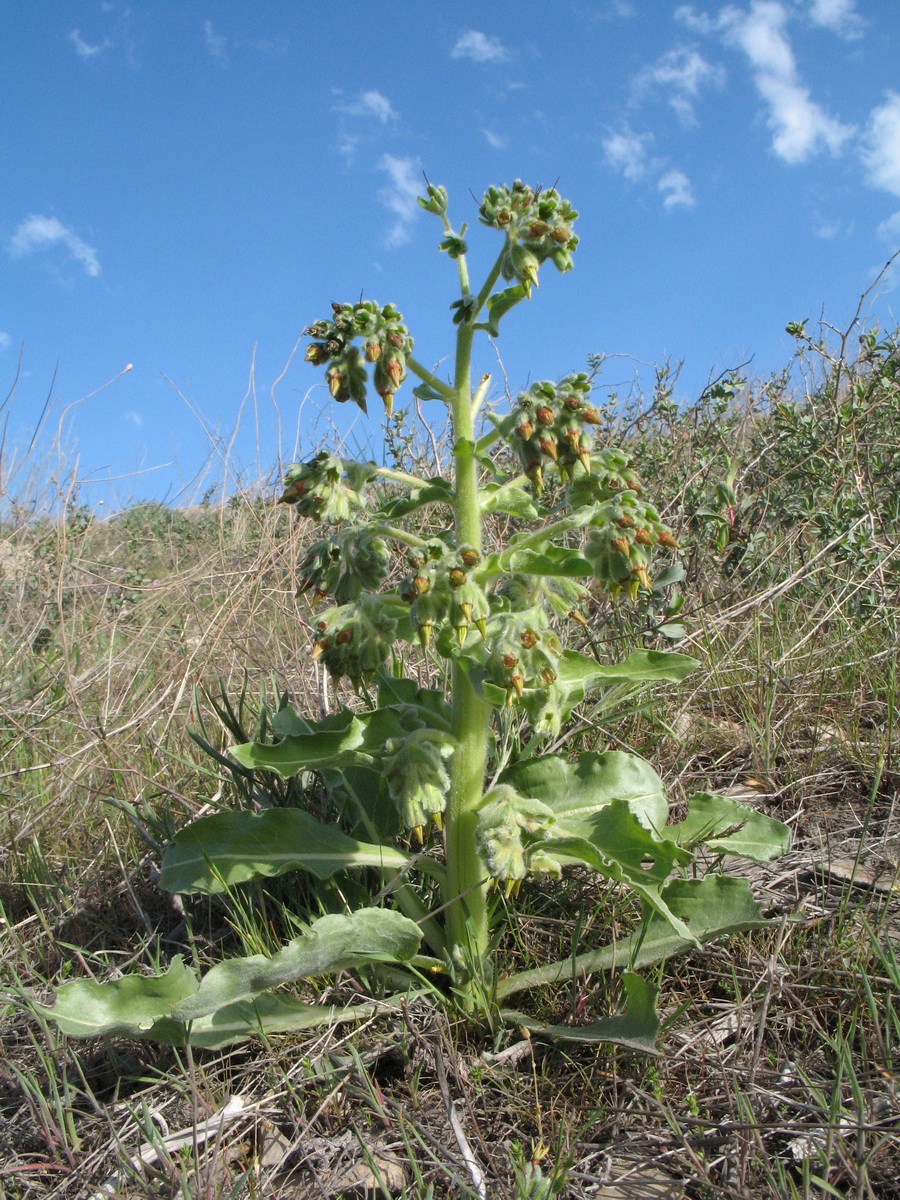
443, 317, 492, 991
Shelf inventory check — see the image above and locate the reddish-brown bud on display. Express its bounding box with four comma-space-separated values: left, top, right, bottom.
581, 406, 602, 426
536, 406, 554, 426
336, 627, 354, 644
460, 548, 480, 568
616, 514, 635, 528
365, 341, 382, 362
509, 672, 525, 698
385, 358, 404, 387
387, 330, 405, 349
412, 575, 430, 596
501, 653, 518, 670
449, 567, 467, 587
516, 420, 534, 441
539, 436, 558, 461
634, 528, 654, 546
305, 343, 330, 365
552, 225, 572, 244
520, 630, 538, 649
611, 536, 631, 556
528, 220, 552, 238
657, 530, 679, 548
326, 368, 345, 399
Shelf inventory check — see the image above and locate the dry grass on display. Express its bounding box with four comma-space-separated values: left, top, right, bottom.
2, 369, 900, 1198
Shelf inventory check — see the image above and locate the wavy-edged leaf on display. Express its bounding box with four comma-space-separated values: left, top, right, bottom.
160, 808, 410, 894
668, 792, 790, 861
41, 957, 198, 1039
231, 707, 405, 777
172, 909, 422, 1020
503, 750, 670, 834
480, 482, 540, 520
375, 478, 454, 520
506, 545, 594, 578
503, 971, 660, 1053
496, 875, 772, 1001
480, 283, 528, 336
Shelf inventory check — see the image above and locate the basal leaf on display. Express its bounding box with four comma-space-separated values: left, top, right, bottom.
41, 957, 199, 1039
159, 808, 409, 894
502, 971, 660, 1053
668, 792, 790, 861
496, 875, 772, 1001
172, 909, 422, 1020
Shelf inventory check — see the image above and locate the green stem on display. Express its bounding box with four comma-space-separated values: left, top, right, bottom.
406, 355, 455, 401
442, 317, 492, 995
372, 465, 430, 491
368, 523, 429, 550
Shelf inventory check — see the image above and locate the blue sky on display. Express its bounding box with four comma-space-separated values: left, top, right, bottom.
3, 0, 899, 510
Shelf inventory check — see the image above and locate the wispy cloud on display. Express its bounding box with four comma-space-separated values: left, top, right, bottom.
807, 0, 865, 39
877, 211, 900, 245
8, 216, 100, 277
636, 45, 725, 125
658, 169, 695, 208
482, 128, 508, 150
0, 332, 11, 354
860, 92, 900, 198
720, 1, 855, 163
341, 90, 397, 123
204, 19, 228, 64
602, 129, 654, 181
377, 155, 423, 247
451, 31, 510, 64
67, 29, 113, 58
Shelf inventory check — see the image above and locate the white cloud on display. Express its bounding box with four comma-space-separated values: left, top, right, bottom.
877, 211, 900, 244
67, 29, 112, 57
602, 129, 653, 180
0, 332, 11, 354
342, 90, 397, 123
638, 46, 725, 124
204, 20, 228, 64
123, 410, 143, 427
860, 92, 900, 197
659, 168, 695, 208
451, 31, 510, 64
8, 215, 100, 277
720, 1, 855, 162
674, 5, 716, 34
377, 155, 423, 247
482, 128, 508, 149
807, 0, 865, 39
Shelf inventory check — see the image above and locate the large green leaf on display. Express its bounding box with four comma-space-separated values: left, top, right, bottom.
159, 808, 410, 894
505, 545, 595, 577
503, 750, 670, 834
496, 875, 772, 1001
667, 792, 791, 861
172, 910, 422, 1020
231, 706, 405, 777
375, 478, 454, 520
40, 912, 424, 1046
41, 957, 199, 1039
554, 647, 697, 710
480, 283, 528, 336
502, 971, 660, 1053
480, 482, 540, 520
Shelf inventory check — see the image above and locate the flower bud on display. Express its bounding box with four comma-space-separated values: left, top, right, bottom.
365, 341, 382, 362
552, 225, 572, 243
460, 547, 480, 568
305, 343, 330, 365
657, 529, 679, 548
634, 528, 654, 546
536, 406, 554, 426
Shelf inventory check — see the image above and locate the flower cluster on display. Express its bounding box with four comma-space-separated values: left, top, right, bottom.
584, 490, 680, 599
480, 606, 562, 705
305, 300, 413, 415
479, 181, 579, 294
311, 593, 399, 685
475, 785, 556, 889
296, 527, 390, 604
398, 540, 489, 648
278, 453, 373, 525
383, 728, 456, 837
513, 374, 601, 491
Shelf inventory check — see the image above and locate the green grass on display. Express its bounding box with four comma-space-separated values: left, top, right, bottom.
2, 330, 899, 1198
